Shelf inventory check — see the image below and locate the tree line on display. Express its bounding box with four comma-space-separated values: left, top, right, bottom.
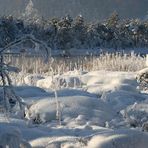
0, 12, 148, 51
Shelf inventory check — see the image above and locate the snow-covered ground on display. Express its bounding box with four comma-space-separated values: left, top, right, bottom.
0, 70, 148, 148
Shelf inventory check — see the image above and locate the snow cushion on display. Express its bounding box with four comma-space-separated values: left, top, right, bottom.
87, 129, 148, 148
25, 95, 116, 126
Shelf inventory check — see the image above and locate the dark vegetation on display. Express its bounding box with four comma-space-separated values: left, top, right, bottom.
0, 12, 148, 51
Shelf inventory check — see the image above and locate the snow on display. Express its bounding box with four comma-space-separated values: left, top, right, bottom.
82, 71, 138, 95
136, 67, 148, 90
146, 54, 148, 67
36, 74, 82, 89
0, 123, 31, 148
137, 67, 148, 76
24, 74, 45, 86
14, 86, 52, 98
0, 70, 148, 147
87, 129, 148, 148
36, 76, 53, 89
25, 95, 115, 126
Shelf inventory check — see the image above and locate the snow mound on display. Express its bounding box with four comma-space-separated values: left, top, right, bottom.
0, 70, 147, 147
25, 95, 115, 126
63, 70, 87, 76
30, 136, 84, 148
36, 76, 53, 89
24, 74, 45, 86
82, 71, 138, 95
37, 75, 81, 89
87, 129, 148, 148
101, 90, 145, 112
0, 124, 31, 148
14, 86, 51, 98
57, 88, 95, 97
62, 76, 81, 88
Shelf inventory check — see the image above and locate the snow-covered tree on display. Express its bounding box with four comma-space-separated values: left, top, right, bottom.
136, 55, 148, 90
0, 13, 148, 51
106, 11, 119, 28
22, 0, 41, 24
0, 34, 50, 113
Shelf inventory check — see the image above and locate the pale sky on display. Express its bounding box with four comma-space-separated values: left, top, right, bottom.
0, 0, 147, 21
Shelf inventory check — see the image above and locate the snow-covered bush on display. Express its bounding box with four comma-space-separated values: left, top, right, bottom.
54, 75, 81, 88
146, 54, 148, 67
121, 100, 148, 128
36, 74, 81, 89
0, 55, 24, 112
136, 55, 148, 91
136, 68, 148, 90
24, 74, 44, 86
36, 76, 53, 89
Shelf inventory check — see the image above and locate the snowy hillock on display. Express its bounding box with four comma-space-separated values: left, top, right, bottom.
25, 94, 116, 126
14, 86, 52, 99
0, 124, 31, 148
87, 129, 148, 148
24, 71, 148, 129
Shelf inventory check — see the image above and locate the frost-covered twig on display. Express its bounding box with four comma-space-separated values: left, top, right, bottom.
50, 63, 62, 125
0, 54, 25, 113
0, 34, 51, 62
